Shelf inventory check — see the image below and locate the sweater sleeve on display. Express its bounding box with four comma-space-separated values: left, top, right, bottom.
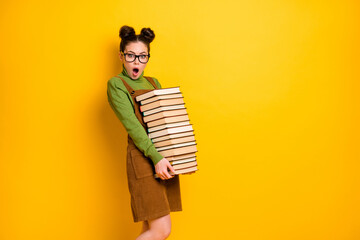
107, 79, 164, 165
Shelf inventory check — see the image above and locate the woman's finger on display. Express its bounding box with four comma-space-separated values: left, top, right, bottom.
168, 163, 176, 174
159, 169, 169, 180
163, 170, 173, 179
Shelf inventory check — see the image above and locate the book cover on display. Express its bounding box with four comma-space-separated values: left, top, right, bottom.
148, 125, 193, 139
142, 104, 185, 116
148, 121, 190, 133
140, 93, 183, 105
156, 141, 196, 152
143, 109, 188, 123
153, 135, 195, 147
151, 131, 194, 143
158, 144, 197, 157
170, 157, 197, 165
135, 87, 180, 102
166, 153, 196, 161
154, 166, 198, 178
147, 115, 190, 128
172, 161, 197, 170
140, 98, 185, 112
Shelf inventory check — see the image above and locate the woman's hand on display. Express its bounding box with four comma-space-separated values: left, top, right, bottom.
155, 158, 175, 180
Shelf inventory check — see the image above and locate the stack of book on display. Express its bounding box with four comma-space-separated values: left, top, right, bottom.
135, 87, 198, 177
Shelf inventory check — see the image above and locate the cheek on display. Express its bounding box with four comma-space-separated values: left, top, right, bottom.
141, 64, 148, 70
124, 62, 131, 69
124, 65, 132, 73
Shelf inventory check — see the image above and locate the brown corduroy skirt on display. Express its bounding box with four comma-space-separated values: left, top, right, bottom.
126, 136, 182, 222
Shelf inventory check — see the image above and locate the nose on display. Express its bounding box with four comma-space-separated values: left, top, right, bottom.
134, 56, 140, 64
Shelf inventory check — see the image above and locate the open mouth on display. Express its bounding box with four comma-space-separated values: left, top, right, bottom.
133, 68, 139, 74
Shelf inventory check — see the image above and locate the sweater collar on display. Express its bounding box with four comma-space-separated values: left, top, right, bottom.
121, 64, 145, 80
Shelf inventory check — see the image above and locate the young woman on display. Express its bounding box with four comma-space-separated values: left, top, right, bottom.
107, 25, 182, 240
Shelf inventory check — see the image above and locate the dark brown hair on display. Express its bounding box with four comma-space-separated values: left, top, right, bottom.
119, 25, 155, 53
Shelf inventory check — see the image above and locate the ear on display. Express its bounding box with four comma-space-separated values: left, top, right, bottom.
119, 52, 124, 62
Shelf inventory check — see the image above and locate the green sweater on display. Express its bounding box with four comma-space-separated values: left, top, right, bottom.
107, 65, 164, 165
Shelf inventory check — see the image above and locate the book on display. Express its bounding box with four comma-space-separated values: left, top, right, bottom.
170, 157, 197, 165
172, 161, 197, 170
140, 98, 185, 112
135, 87, 180, 102
174, 166, 198, 174
166, 153, 196, 161
142, 104, 185, 116
156, 141, 196, 152
147, 115, 190, 128
153, 135, 195, 147
148, 121, 190, 133
151, 131, 194, 143
140, 93, 184, 105
148, 125, 193, 139
158, 144, 197, 157
143, 109, 188, 123
154, 166, 198, 178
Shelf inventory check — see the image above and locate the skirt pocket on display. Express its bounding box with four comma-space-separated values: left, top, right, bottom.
130, 148, 155, 179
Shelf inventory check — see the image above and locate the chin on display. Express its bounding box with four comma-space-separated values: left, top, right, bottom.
135, 72, 144, 79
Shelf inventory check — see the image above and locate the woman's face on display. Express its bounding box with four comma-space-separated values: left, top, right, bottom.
119, 41, 149, 80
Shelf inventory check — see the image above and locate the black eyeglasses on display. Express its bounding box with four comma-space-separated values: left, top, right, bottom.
122, 52, 150, 63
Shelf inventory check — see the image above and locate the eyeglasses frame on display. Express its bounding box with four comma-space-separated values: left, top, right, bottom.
121, 52, 151, 63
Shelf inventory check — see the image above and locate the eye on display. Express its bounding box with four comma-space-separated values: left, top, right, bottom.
139, 55, 147, 59
127, 54, 135, 58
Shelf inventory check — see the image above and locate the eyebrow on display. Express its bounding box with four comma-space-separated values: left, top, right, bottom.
127, 51, 148, 54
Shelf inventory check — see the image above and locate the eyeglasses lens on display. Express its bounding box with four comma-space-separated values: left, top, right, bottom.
124, 54, 149, 63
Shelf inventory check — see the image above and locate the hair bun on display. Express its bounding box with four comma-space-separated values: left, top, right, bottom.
119, 25, 136, 39
118, 25, 155, 53
140, 27, 155, 43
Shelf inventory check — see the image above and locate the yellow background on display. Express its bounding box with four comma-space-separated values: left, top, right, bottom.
1, 0, 359, 239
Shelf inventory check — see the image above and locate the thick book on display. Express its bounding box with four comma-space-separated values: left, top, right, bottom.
143, 109, 187, 123
147, 115, 190, 128
154, 166, 198, 178
140, 98, 185, 112
151, 130, 194, 143
140, 93, 183, 105
156, 141, 196, 152
135, 87, 180, 102
170, 157, 197, 165
148, 121, 190, 133
158, 144, 197, 157
166, 153, 196, 161
142, 104, 185, 116
153, 135, 195, 147
148, 125, 193, 139
172, 161, 197, 170
174, 166, 198, 174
